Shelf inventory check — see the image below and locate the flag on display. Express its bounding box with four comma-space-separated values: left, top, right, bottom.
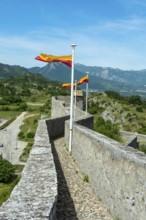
35, 53, 72, 67
62, 83, 76, 88
78, 75, 89, 85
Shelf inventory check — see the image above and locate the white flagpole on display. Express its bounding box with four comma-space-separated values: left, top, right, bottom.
86, 72, 89, 114
74, 80, 77, 119
69, 44, 77, 153
75, 80, 77, 109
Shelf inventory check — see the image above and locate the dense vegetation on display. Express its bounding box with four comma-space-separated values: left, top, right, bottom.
87, 91, 146, 142
0, 155, 23, 205
0, 155, 14, 183
0, 72, 70, 120
0, 72, 71, 205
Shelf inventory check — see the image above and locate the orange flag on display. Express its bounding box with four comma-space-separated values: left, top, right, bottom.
35, 53, 72, 67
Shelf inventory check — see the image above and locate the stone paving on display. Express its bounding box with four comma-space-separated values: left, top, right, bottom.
52, 137, 113, 220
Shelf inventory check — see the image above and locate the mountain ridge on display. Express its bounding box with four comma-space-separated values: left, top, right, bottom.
75, 63, 146, 86
1, 62, 146, 96
29, 63, 146, 96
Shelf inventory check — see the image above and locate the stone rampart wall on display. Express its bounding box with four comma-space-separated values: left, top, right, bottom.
46, 115, 70, 140
51, 96, 69, 118
65, 120, 146, 220
50, 100, 146, 220
0, 120, 58, 220
54, 96, 70, 106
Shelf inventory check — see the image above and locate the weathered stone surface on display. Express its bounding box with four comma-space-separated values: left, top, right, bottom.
0, 120, 57, 220
65, 121, 146, 220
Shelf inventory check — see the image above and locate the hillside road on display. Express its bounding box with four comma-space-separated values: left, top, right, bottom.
0, 112, 27, 164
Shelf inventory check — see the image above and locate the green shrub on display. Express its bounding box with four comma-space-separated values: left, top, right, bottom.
128, 95, 142, 105
0, 155, 14, 183
94, 116, 122, 142
139, 145, 146, 154
27, 131, 35, 138
0, 106, 10, 111
20, 142, 33, 162
19, 103, 28, 110
136, 106, 143, 112
33, 119, 38, 124
88, 101, 104, 115
83, 175, 89, 183
114, 217, 120, 220
18, 131, 25, 139
0, 118, 15, 130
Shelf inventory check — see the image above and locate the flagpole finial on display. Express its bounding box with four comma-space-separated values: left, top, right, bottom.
71, 44, 77, 48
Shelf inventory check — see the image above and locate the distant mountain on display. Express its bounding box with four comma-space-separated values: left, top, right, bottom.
0, 62, 146, 97
29, 63, 145, 95
75, 63, 146, 87
29, 63, 85, 83
0, 63, 28, 79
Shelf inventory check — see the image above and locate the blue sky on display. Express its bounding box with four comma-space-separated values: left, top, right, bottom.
1, 0, 146, 70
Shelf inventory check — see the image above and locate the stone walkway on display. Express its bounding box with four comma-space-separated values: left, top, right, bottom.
52, 137, 113, 220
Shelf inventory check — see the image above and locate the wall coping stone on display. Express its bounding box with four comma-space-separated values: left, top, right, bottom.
0, 120, 57, 220
72, 123, 146, 168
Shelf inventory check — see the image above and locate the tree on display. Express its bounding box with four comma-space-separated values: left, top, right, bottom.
128, 95, 142, 105
0, 155, 14, 183
19, 103, 28, 110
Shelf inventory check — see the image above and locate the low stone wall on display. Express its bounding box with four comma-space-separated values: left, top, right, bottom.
51, 97, 69, 118
120, 130, 146, 143
0, 120, 57, 220
65, 121, 146, 220
51, 96, 84, 119
75, 115, 94, 130
55, 96, 70, 106
74, 107, 86, 118
126, 135, 138, 149
46, 115, 70, 140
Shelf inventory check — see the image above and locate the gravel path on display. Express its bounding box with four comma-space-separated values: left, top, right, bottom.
52, 137, 113, 220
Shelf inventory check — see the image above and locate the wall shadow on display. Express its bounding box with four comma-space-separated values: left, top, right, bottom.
51, 139, 78, 220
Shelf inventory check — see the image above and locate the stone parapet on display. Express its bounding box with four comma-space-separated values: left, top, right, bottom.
51, 97, 69, 118
0, 120, 57, 220
65, 120, 146, 220
120, 130, 146, 143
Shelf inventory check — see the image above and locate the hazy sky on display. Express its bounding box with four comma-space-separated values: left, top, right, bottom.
1, 0, 146, 70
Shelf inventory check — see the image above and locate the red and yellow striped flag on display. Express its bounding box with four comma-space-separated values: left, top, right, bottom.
35, 53, 72, 67
62, 83, 76, 88
78, 75, 89, 85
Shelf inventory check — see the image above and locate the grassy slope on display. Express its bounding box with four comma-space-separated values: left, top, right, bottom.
88, 92, 146, 134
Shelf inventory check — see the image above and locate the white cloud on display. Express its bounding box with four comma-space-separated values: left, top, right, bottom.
102, 17, 146, 31
0, 19, 146, 70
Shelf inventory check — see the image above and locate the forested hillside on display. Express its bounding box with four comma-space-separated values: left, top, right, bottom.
0, 72, 69, 116
0, 63, 28, 78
